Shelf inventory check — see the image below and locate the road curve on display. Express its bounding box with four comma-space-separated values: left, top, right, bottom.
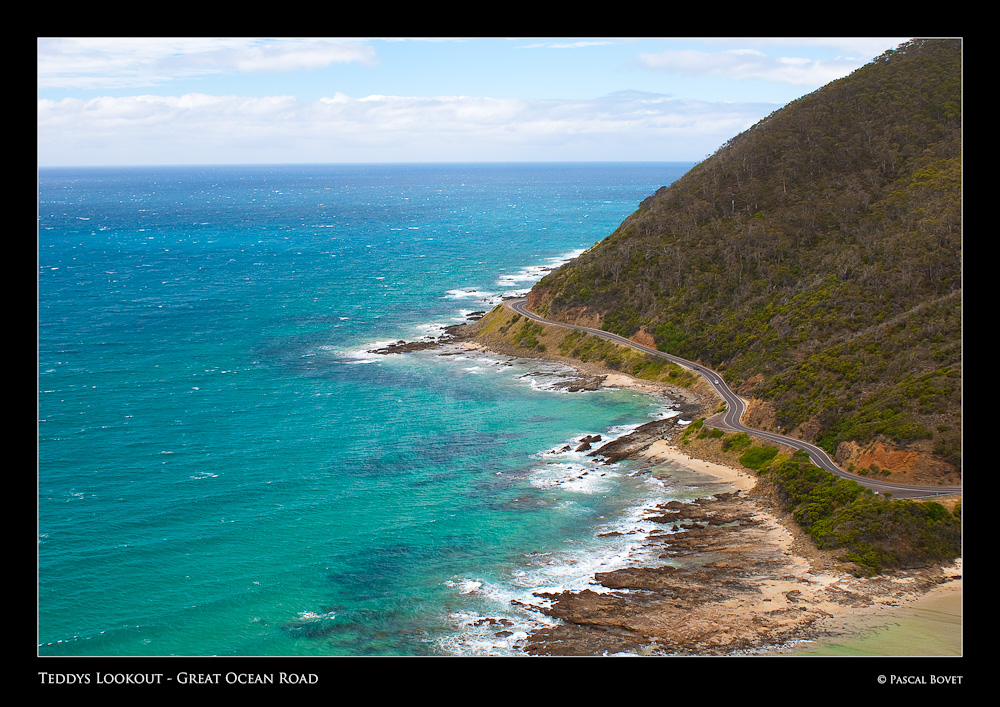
506, 298, 960, 499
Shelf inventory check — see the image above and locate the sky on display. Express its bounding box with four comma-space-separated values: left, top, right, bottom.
37, 36, 913, 167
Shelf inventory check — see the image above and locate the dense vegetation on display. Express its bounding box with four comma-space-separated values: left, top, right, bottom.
529, 39, 962, 468
761, 450, 961, 575
474, 306, 699, 388
677, 421, 961, 574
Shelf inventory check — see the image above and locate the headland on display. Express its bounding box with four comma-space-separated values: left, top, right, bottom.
371, 307, 962, 657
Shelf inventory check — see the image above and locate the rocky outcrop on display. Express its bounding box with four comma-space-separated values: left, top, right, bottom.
518, 371, 608, 392
588, 417, 693, 463
630, 327, 656, 349
523, 490, 826, 656
367, 322, 471, 355
523, 485, 960, 657
836, 437, 960, 487
368, 339, 443, 355
719, 395, 961, 486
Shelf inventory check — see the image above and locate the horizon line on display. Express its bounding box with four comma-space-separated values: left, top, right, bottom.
38, 159, 702, 170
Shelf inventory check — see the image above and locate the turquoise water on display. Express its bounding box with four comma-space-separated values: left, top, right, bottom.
38, 162, 696, 656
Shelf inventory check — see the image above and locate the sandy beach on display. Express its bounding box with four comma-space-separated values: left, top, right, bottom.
456, 340, 963, 657
656, 440, 964, 658
522, 431, 962, 657
641, 440, 962, 656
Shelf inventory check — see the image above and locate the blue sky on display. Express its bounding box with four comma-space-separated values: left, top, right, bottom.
37, 37, 912, 167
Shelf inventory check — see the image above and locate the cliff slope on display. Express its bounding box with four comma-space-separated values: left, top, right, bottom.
527, 39, 962, 481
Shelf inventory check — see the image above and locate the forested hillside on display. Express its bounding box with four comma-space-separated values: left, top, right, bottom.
526, 39, 962, 478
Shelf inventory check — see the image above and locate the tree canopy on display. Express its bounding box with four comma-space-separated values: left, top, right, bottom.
529, 39, 962, 467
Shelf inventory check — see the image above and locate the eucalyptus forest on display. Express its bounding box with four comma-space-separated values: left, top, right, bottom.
527, 39, 961, 472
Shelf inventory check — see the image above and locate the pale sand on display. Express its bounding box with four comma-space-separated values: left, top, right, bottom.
777, 575, 963, 656
643, 438, 757, 491
638, 439, 963, 657
458, 336, 962, 656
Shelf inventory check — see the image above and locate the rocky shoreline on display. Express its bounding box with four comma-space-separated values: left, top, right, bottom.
523, 412, 960, 657
370, 324, 962, 657
367, 323, 470, 355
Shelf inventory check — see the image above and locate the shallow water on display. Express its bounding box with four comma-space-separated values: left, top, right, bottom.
39, 162, 701, 656
786, 586, 962, 657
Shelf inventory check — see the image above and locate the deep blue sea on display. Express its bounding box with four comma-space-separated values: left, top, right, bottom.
38, 162, 698, 657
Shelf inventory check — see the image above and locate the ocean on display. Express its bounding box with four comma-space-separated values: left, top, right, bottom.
37, 162, 697, 657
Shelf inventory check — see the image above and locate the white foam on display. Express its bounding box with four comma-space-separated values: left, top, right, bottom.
522, 374, 577, 393
436, 608, 541, 657
437, 463, 687, 656
436, 581, 562, 656
337, 345, 389, 365
496, 264, 552, 286
443, 248, 588, 314
445, 288, 497, 301
445, 579, 484, 595
528, 462, 613, 494
412, 322, 449, 339
295, 609, 337, 622
516, 365, 599, 394
537, 441, 589, 460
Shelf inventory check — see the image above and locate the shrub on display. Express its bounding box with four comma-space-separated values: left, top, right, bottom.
764, 451, 961, 574
739, 445, 779, 470
722, 432, 752, 452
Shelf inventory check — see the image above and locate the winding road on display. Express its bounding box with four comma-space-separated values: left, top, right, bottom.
507, 298, 960, 499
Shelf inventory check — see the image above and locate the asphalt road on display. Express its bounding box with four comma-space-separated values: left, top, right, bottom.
507, 298, 960, 499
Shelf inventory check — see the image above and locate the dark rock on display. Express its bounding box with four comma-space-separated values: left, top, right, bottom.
589, 419, 677, 462
368, 339, 441, 355
368, 324, 468, 355
575, 434, 602, 451
525, 373, 606, 392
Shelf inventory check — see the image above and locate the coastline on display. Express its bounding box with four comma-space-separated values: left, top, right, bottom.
447, 334, 963, 657
636, 438, 962, 657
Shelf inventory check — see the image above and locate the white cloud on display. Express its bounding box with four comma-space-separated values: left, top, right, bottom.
37, 37, 377, 90
47, 38, 885, 165
636, 42, 900, 86
38, 90, 775, 165
173, 40, 378, 74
